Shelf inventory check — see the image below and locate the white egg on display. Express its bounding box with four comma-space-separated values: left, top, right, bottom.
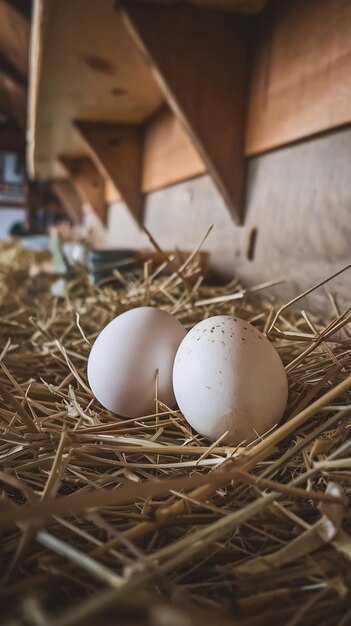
173, 315, 288, 445
88, 307, 186, 417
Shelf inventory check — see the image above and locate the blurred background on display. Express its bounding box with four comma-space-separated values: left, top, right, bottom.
1, 0, 351, 306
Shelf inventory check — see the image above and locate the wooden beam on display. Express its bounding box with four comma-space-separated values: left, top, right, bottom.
59, 156, 107, 225
142, 107, 206, 193
245, 0, 351, 155
119, 1, 249, 223
0, 120, 25, 152
27, 0, 164, 181
0, 71, 26, 128
51, 179, 82, 225
75, 121, 144, 225
0, 0, 29, 80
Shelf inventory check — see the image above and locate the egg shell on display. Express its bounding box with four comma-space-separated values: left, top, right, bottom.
88, 307, 186, 417
173, 315, 288, 445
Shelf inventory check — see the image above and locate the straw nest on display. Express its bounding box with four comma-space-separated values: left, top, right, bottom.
0, 240, 50, 305
1, 235, 351, 626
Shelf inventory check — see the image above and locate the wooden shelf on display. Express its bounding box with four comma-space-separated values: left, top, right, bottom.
27, 0, 164, 180
142, 107, 206, 194
75, 120, 144, 224
120, 1, 249, 222
27, 0, 267, 223
245, 0, 351, 155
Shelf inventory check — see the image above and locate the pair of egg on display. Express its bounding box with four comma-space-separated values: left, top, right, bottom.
87, 307, 288, 445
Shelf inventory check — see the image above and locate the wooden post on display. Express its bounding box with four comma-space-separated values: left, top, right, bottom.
75, 121, 144, 225
119, 1, 249, 223
59, 156, 107, 225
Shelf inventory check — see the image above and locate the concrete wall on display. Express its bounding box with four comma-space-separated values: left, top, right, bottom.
106, 175, 241, 278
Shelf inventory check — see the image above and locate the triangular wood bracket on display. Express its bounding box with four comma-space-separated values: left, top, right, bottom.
75, 121, 144, 226
119, 1, 249, 224
59, 156, 107, 225
51, 179, 82, 225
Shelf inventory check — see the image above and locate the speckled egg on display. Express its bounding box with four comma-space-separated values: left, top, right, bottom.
88, 307, 186, 417
172, 315, 288, 445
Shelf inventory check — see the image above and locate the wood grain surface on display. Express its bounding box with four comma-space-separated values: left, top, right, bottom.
107, 124, 351, 313
27, 0, 164, 179
76, 121, 144, 224
51, 179, 82, 225
60, 156, 107, 225
246, 0, 351, 155
142, 107, 206, 193
120, 1, 249, 223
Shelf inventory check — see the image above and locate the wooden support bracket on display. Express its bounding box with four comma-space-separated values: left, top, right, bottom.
119, 1, 249, 223
51, 179, 82, 225
59, 156, 107, 225
75, 121, 144, 225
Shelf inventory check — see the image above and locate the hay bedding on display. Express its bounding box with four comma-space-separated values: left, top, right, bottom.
1, 239, 351, 626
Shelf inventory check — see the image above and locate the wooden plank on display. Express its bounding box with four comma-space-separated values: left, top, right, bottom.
0, 121, 25, 152
245, 0, 351, 156
51, 179, 82, 225
75, 121, 144, 224
120, 1, 249, 223
142, 107, 206, 193
0, 72, 26, 127
88, 109, 206, 201
59, 156, 106, 225
27, 0, 164, 180
0, 0, 29, 80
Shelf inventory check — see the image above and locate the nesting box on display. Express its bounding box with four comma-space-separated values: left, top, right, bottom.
27, 0, 351, 310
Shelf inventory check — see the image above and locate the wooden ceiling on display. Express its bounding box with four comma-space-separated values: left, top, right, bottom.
28, 0, 165, 179
28, 0, 269, 180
